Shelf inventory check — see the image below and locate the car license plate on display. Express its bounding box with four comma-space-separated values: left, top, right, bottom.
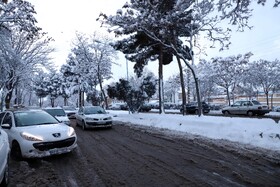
49, 148, 67, 155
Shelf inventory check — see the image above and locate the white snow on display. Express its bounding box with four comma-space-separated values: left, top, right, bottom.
108, 110, 280, 152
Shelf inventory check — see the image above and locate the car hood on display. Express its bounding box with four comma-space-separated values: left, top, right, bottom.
84, 114, 111, 119
17, 124, 74, 141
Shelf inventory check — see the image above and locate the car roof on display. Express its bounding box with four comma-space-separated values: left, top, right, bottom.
44, 106, 63, 110
5, 108, 45, 114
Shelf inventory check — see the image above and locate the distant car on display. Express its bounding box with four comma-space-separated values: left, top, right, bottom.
62, 106, 77, 119
180, 102, 210, 114
108, 103, 124, 110
0, 108, 77, 159
222, 100, 270, 116
75, 106, 112, 130
0, 127, 10, 186
273, 106, 280, 112
43, 107, 70, 126
139, 103, 152, 112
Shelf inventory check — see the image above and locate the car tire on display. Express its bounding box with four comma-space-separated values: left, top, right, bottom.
82, 121, 87, 130
224, 111, 230, 115
11, 141, 22, 161
0, 157, 9, 187
247, 111, 254, 117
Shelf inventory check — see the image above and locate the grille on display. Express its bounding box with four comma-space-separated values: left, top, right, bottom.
33, 137, 76, 151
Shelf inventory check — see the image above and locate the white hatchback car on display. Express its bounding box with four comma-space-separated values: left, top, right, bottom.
43, 107, 70, 126
0, 128, 9, 186
76, 106, 112, 130
0, 109, 77, 159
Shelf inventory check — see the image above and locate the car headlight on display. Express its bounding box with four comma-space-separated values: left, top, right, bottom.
20, 132, 43, 141
68, 127, 76, 136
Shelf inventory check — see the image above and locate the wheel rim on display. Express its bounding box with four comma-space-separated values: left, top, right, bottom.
248, 111, 253, 116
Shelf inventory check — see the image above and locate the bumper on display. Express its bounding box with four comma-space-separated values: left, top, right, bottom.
20, 137, 77, 158
85, 121, 112, 128
253, 109, 270, 115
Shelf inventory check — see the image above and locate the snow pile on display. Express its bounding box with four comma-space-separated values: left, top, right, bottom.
109, 110, 280, 151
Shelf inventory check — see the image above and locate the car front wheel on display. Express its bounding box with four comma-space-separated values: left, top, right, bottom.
11, 141, 22, 161
82, 121, 87, 130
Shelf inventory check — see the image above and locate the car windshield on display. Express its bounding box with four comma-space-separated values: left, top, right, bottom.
14, 111, 59, 127
44, 108, 66, 117
84, 107, 106, 115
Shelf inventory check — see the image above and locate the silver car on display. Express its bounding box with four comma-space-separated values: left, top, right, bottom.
75, 106, 112, 130
0, 127, 10, 186
222, 100, 270, 116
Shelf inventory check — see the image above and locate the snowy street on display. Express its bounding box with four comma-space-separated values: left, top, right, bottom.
8, 117, 280, 186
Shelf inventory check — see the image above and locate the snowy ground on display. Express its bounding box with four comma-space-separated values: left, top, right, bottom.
108, 110, 280, 152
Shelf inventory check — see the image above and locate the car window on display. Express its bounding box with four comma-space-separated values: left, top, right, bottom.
2, 112, 12, 126
14, 111, 59, 127
252, 100, 261, 105
0, 112, 5, 124
232, 101, 242, 106
84, 107, 106, 114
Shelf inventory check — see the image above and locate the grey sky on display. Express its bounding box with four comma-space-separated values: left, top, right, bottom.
28, 0, 280, 81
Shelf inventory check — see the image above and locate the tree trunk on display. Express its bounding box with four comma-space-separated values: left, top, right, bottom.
265, 91, 269, 107
64, 97, 67, 106
187, 69, 190, 103
226, 88, 231, 106
158, 47, 164, 114
180, 58, 202, 116
270, 92, 273, 110
5, 90, 12, 109
176, 56, 186, 115
98, 75, 108, 109
51, 98, 55, 107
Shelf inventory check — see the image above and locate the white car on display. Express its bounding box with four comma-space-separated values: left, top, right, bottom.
76, 106, 112, 130
0, 128, 9, 186
0, 109, 77, 159
43, 107, 70, 126
62, 106, 77, 119
222, 100, 270, 116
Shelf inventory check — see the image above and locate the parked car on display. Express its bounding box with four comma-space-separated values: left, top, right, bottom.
273, 106, 280, 112
75, 106, 112, 130
62, 106, 77, 119
180, 102, 210, 114
43, 107, 70, 126
139, 103, 152, 112
0, 108, 77, 159
108, 103, 124, 110
222, 100, 270, 116
0, 127, 10, 186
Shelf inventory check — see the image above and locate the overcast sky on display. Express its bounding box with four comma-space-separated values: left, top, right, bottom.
28, 0, 280, 81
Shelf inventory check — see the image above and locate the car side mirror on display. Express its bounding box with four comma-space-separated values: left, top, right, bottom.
1, 123, 11, 129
